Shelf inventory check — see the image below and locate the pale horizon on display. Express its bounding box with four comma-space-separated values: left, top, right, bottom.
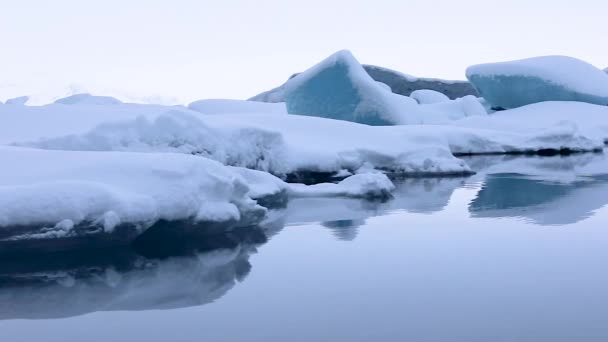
1, 0, 607, 104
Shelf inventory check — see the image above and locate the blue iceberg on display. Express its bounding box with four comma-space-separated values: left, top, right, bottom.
282, 50, 414, 126
466, 56, 608, 109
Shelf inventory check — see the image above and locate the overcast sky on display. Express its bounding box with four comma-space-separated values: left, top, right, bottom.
1, 0, 606, 104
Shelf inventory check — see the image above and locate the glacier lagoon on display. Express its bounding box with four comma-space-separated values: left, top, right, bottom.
1, 153, 608, 341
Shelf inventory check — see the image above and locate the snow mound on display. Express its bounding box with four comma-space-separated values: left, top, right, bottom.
5, 96, 29, 105
21, 111, 289, 175
467, 55, 608, 108
0, 146, 266, 239
22, 111, 470, 175
232, 167, 396, 201
188, 99, 286, 115
289, 173, 395, 199
54, 93, 122, 105
410, 89, 450, 104
283, 50, 414, 125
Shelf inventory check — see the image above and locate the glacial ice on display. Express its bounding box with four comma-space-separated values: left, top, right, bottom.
467, 56, 608, 109
283, 50, 413, 125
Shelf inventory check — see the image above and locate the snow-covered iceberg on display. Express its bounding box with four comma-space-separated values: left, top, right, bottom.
281, 50, 486, 125
0, 146, 268, 252
467, 56, 608, 109
282, 50, 413, 125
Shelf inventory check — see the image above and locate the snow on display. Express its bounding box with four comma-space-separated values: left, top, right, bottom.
0, 146, 266, 238
467, 55, 608, 108
188, 99, 286, 115
54, 93, 122, 105
289, 173, 395, 199
410, 89, 450, 104
3, 100, 606, 178
232, 167, 396, 200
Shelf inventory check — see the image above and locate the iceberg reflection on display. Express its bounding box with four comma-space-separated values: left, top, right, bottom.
0, 225, 270, 320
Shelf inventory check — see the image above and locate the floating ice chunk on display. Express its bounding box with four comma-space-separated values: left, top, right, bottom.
283, 50, 415, 125
188, 99, 286, 115
289, 173, 395, 199
467, 56, 608, 108
0, 146, 266, 238
5, 96, 29, 105
410, 89, 450, 104
54, 93, 122, 105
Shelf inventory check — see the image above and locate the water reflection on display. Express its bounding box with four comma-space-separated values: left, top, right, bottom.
1, 153, 608, 322
283, 177, 466, 227
469, 174, 608, 225
467, 152, 608, 225
0, 225, 270, 320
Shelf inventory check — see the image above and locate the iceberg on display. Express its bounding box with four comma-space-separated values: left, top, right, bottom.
282, 50, 414, 126
467, 56, 608, 109
249, 64, 478, 103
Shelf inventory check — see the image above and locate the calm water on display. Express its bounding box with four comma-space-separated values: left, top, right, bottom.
1, 153, 608, 341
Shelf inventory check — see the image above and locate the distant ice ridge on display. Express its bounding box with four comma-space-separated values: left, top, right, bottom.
467, 56, 608, 109
280, 50, 486, 125
54, 93, 122, 105
188, 99, 286, 115
249, 63, 478, 103
5, 96, 29, 105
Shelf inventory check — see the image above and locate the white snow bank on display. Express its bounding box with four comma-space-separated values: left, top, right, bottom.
2, 101, 606, 179
410, 89, 450, 104
452, 101, 608, 148
188, 99, 286, 115
0, 146, 266, 235
203, 113, 471, 175
7, 103, 470, 175
232, 167, 396, 200
54, 93, 122, 105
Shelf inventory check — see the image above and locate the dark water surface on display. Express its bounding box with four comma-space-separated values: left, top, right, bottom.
1, 153, 608, 341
